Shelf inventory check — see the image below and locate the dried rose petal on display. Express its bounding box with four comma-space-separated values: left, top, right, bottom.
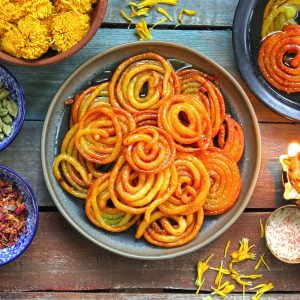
0, 178, 27, 249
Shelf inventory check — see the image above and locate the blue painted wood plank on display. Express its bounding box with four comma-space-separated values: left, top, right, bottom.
1, 29, 234, 121
103, 0, 239, 27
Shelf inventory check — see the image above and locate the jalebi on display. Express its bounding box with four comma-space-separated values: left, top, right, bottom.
178, 68, 225, 137
85, 173, 140, 232
159, 153, 210, 215
109, 52, 181, 113
217, 115, 244, 163
258, 25, 300, 93
124, 126, 176, 174
109, 155, 178, 222
75, 105, 136, 164
158, 94, 212, 152
197, 147, 241, 215
135, 208, 204, 247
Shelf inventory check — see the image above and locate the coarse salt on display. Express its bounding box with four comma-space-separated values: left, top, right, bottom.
266, 207, 300, 261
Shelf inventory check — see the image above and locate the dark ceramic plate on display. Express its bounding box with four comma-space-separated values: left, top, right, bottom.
41, 42, 261, 260
233, 0, 300, 121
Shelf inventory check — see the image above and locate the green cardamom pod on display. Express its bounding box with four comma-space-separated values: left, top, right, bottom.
2, 123, 11, 136
0, 89, 10, 101
0, 108, 8, 117
7, 100, 18, 117
2, 114, 12, 125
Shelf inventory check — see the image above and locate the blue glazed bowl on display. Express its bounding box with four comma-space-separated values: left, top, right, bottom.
0, 65, 25, 151
0, 165, 38, 266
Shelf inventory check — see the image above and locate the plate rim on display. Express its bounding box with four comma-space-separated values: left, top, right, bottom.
232, 0, 300, 122
41, 41, 261, 260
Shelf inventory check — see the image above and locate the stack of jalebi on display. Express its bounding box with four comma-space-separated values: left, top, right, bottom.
53, 52, 245, 248
258, 25, 300, 94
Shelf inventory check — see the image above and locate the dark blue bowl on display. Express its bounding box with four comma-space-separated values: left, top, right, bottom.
0, 65, 25, 151
0, 165, 38, 266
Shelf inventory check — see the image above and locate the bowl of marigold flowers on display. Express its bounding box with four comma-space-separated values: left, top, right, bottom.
0, 0, 108, 66
0, 165, 38, 266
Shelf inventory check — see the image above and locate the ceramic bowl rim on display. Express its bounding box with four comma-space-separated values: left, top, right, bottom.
265, 204, 300, 264
0, 64, 25, 151
232, 0, 300, 121
41, 41, 261, 260
0, 164, 39, 266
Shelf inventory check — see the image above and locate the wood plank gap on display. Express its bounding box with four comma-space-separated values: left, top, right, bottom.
38, 207, 58, 213
101, 22, 232, 30
244, 208, 275, 213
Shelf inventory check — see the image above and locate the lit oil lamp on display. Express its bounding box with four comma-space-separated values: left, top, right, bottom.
280, 142, 300, 204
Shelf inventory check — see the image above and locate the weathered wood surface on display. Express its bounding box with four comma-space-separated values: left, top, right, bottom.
103, 0, 239, 27
1, 212, 299, 292
1, 293, 299, 300
0, 122, 296, 208
2, 29, 290, 123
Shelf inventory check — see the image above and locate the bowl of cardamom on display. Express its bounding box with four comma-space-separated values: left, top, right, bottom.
0, 65, 25, 151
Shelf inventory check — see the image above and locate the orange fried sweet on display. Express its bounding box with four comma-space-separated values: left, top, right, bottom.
75, 105, 136, 165
124, 126, 176, 174
258, 25, 300, 93
158, 94, 212, 152
217, 115, 244, 163
135, 208, 204, 248
197, 147, 241, 215
159, 153, 210, 216
178, 68, 225, 137
109, 155, 178, 222
85, 173, 140, 232
109, 52, 181, 113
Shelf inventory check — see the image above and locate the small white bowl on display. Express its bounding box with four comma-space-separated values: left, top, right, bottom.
265, 205, 300, 264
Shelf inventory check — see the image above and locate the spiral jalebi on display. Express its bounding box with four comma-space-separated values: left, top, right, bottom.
258, 25, 300, 93
178, 69, 225, 137
135, 208, 204, 247
124, 126, 176, 174
197, 147, 241, 215
109, 155, 178, 222
217, 115, 245, 163
75, 105, 135, 165
159, 153, 210, 215
109, 52, 181, 113
158, 94, 212, 152
71, 82, 110, 126
53, 124, 93, 199
85, 173, 140, 232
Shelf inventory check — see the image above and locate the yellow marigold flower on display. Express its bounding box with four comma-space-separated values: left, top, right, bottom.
0, 15, 51, 59
19, 0, 54, 20
54, 0, 93, 14
0, 0, 24, 23
0, 21, 12, 37
51, 11, 90, 53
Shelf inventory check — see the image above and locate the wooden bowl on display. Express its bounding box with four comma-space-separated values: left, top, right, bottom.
0, 0, 108, 67
265, 205, 300, 264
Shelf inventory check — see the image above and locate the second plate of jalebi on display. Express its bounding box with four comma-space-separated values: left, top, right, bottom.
41, 42, 261, 260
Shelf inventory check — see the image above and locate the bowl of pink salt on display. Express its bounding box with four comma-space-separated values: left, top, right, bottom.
265, 205, 300, 264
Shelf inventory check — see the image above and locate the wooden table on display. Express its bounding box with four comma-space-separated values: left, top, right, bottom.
1, 1, 299, 299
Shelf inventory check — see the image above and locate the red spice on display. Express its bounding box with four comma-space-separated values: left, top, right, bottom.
0, 178, 27, 249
